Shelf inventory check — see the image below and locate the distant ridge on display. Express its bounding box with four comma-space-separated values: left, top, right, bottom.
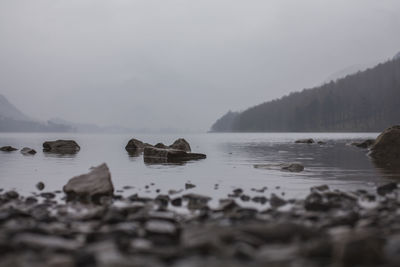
211, 56, 400, 132
0, 94, 32, 121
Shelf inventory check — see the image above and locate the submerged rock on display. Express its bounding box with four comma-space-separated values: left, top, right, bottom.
281, 163, 304, 173
295, 139, 315, 144
63, 163, 114, 202
43, 140, 80, 154
20, 147, 36, 155
370, 125, 400, 167
36, 182, 45, 191
169, 138, 191, 152
0, 146, 18, 152
351, 139, 375, 149
143, 147, 206, 164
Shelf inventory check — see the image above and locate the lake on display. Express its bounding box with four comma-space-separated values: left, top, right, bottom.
0, 132, 397, 206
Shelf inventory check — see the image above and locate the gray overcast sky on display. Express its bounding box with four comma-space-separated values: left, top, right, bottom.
1, 0, 400, 132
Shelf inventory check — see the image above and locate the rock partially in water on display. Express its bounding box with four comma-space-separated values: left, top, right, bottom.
43, 140, 80, 154
169, 138, 191, 152
270, 193, 287, 208
143, 147, 206, 164
370, 125, 400, 167
182, 193, 211, 210
281, 163, 304, 173
154, 143, 168, 149
20, 147, 36, 155
351, 139, 375, 149
0, 146, 18, 152
63, 163, 114, 202
295, 139, 315, 144
125, 138, 146, 152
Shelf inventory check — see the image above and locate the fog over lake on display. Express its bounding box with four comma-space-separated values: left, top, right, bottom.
1, 0, 400, 132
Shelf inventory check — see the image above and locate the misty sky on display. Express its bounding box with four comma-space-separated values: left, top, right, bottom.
1, 0, 400, 132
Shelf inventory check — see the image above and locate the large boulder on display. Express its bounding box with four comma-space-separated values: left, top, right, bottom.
0, 146, 18, 152
43, 140, 80, 154
63, 163, 114, 202
295, 139, 315, 144
370, 126, 400, 167
143, 147, 206, 164
169, 138, 191, 152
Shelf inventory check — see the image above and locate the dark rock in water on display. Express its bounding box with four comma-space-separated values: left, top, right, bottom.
240, 194, 251, 202
295, 139, 315, 144
370, 125, 400, 167
252, 196, 268, 204
311, 184, 330, 192
270, 193, 287, 208
36, 182, 45, 191
125, 138, 146, 152
20, 147, 36, 155
304, 192, 331, 211
351, 139, 375, 149
281, 163, 304, 173
0, 146, 18, 152
63, 163, 114, 202
169, 138, 191, 152
377, 182, 398, 196
43, 140, 80, 154
143, 147, 206, 164
154, 143, 168, 149
317, 141, 326, 145
185, 183, 196, 190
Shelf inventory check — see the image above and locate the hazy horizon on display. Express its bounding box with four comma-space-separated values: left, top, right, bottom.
1, 0, 400, 132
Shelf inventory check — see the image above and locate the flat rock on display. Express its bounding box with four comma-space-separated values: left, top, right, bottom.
43, 140, 80, 154
0, 146, 18, 152
281, 163, 304, 172
143, 147, 206, 164
295, 139, 315, 144
63, 163, 114, 202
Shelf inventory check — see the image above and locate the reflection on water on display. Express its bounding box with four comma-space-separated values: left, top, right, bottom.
0, 132, 398, 201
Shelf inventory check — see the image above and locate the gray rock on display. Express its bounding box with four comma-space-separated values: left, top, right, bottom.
281, 163, 304, 172
63, 163, 114, 202
125, 138, 145, 152
370, 125, 400, 166
20, 147, 36, 155
295, 139, 315, 144
377, 182, 398, 196
270, 193, 287, 208
154, 143, 168, 149
143, 147, 206, 163
0, 146, 18, 152
351, 139, 375, 149
36, 182, 45, 191
169, 138, 191, 152
43, 140, 80, 154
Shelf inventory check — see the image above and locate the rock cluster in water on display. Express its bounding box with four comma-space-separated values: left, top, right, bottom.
125, 138, 206, 163
0, 165, 399, 267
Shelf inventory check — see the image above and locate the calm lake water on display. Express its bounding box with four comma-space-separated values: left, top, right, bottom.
0, 132, 398, 205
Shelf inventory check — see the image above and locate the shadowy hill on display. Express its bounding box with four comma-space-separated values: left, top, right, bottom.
0, 94, 74, 132
211, 57, 400, 132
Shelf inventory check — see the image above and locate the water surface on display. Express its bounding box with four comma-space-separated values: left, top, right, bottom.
0, 132, 397, 204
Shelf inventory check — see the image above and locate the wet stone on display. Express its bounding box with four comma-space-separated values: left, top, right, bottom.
40, 192, 56, 199
185, 183, 196, 190
270, 193, 287, 208
377, 182, 398, 196
36, 182, 45, 191
171, 197, 182, 207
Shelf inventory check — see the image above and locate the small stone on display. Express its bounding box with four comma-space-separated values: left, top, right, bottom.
36, 182, 45, 191
0, 146, 18, 152
295, 139, 315, 144
270, 193, 287, 208
40, 192, 56, 199
171, 197, 182, 207
5, 190, 19, 199
20, 147, 36, 155
281, 163, 304, 172
185, 183, 196, 190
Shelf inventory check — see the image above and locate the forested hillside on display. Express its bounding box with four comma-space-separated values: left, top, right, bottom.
211, 57, 400, 132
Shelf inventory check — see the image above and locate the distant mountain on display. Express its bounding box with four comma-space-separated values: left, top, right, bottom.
0, 94, 32, 121
48, 118, 135, 133
211, 57, 400, 132
394, 51, 400, 60
0, 94, 74, 132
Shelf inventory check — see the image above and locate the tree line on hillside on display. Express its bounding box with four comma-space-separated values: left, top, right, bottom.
211, 58, 400, 132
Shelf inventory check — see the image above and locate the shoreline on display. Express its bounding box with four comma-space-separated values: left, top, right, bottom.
0, 182, 399, 267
